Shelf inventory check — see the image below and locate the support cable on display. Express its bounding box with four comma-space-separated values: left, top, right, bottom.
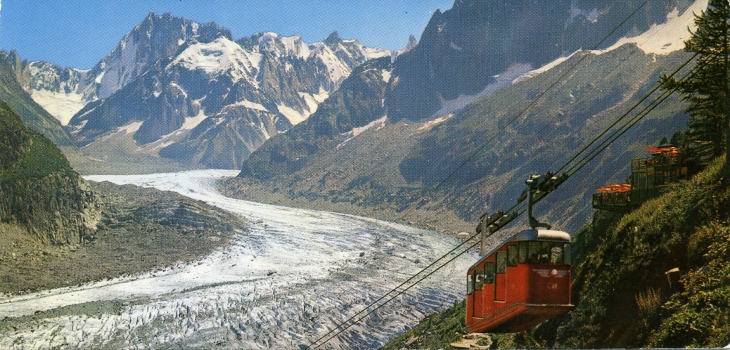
306, 60, 697, 348
304, 2, 710, 347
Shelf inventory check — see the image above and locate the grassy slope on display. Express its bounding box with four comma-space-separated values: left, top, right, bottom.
0, 101, 96, 244
380, 157, 730, 349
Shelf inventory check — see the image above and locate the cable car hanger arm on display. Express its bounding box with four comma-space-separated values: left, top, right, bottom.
476, 171, 569, 237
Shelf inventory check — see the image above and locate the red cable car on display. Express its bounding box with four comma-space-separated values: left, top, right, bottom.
466, 173, 573, 333
465, 228, 573, 333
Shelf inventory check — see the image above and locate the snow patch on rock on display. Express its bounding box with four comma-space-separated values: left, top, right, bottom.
169, 38, 260, 86
28, 89, 86, 125
277, 104, 309, 125
337, 116, 387, 149
298, 89, 329, 115
432, 63, 533, 118
604, 0, 708, 55
418, 114, 454, 131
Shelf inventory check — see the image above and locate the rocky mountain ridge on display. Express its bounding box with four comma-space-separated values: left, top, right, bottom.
13, 12, 391, 170
386, 0, 696, 122
0, 51, 76, 147
13, 13, 233, 125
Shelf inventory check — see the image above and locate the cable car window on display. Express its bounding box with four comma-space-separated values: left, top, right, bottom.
496, 251, 507, 273
564, 244, 572, 264
541, 242, 551, 262
484, 262, 495, 284
507, 245, 518, 267
467, 274, 475, 294
527, 242, 541, 263
475, 268, 484, 290
550, 245, 563, 264
519, 241, 527, 263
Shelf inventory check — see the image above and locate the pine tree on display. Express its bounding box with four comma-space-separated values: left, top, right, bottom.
661, 0, 730, 182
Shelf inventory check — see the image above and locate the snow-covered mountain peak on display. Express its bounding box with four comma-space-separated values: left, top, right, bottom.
135, 12, 233, 43
23, 11, 389, 169
22, 12, 239, 125
324, 31, 344, 46
87, 12, 234, 99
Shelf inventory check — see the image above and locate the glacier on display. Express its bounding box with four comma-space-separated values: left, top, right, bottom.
0, 170, 477, 349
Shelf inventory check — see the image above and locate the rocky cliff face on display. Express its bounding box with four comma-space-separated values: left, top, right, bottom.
0, 102, 100, 244
238, 56, 393, 179
385, 0, 695, 121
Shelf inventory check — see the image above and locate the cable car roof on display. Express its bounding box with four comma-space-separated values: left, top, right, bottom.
646, 145, 681, 156
596, 183, 632, 193
469, 229, 571, 271
508, 229, 571, 243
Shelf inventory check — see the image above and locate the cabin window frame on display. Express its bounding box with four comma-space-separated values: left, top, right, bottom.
550, 245, 564, 264
496, 251, 507, 274
507, 244, 518, 267
541, 241, 551, 262
519, 241, 528, 263
527, 242, 543, 263
467, 273, 475, 294
475, 268, 484, 290
484, 262, 495, 284
523, 241, 572, 264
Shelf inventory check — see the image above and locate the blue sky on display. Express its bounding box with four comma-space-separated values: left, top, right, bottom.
0, 0, 454, 69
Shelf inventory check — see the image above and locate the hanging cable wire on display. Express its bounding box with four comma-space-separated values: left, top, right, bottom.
556, 53, 699, 175
303, 2, 714, 348
305, 54, 698, 349
565, 66, 698, 177
304, 197, 523, 349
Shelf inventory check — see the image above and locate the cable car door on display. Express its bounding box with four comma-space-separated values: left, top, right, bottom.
495, 251, 506, 301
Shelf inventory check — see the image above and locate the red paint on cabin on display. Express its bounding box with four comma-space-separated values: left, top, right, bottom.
466, 229, 573, 333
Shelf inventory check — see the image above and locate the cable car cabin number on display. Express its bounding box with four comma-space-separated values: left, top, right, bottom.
466, 229, 573, 333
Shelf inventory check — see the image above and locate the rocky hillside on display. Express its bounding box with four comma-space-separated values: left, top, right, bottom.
0, 102, 100, 244
229, 0, 707, 236
381, 157, 730, 349
229, 45, 695, 234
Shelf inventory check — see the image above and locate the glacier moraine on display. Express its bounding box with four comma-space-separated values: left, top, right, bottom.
0, 170, 477, 349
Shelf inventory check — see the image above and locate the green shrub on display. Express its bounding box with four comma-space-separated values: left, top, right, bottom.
649, 222, 730, 348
